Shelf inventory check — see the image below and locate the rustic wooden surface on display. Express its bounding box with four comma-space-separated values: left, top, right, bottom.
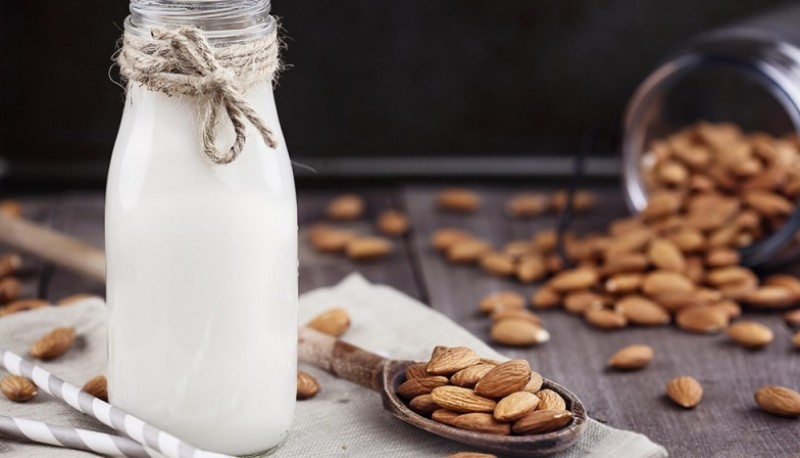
7, 186, 800, 457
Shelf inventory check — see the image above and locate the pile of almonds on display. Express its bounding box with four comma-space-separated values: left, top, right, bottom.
397, 346, 574, 436
308, 195, 410, 260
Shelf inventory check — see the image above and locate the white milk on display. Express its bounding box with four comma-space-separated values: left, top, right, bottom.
106, 81, 297, 455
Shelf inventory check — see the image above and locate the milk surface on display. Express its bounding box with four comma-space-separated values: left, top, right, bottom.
106, 82, 297, 455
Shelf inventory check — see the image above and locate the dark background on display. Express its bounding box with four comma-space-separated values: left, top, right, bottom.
0, 0, 794, 185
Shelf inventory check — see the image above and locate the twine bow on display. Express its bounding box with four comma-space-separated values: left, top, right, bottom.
118, 26, 280, 164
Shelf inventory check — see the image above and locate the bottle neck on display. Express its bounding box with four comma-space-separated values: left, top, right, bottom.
125, 0, 275, 43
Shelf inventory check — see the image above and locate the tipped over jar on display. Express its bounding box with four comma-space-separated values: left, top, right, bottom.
105, 1, 297, 454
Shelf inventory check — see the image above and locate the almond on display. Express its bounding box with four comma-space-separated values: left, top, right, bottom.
605, 228, 653, 256
450, 413, 511, 435
754, 385, 800, 417
397, 376, 449, 399
512, 409, 573, 435
430, 386, 497, 413
522, 372, 544, 394
447, 239, 492, 263
490, 319, 550, 347
432, 228, 473, 251
535, 389, 567, 411
409, 394, 439, 416
743, 190, 793, 217
479, 291, 525, 314
82, 375, 108, 401
563, 290, 603, 315
447, 453, 497, 458
706, 266, 756, 287
608, 344, 654, 370
615, 295, 670, 326
494, 391, 539, 422
584, 309, 628, 329
712, 299, 742, 319
667, 228, 705, 253
0, 375, 38, 402
642, 191, 682, 220
0, 200, 22, 218
0, 299, 48, 318
427, 347, 481, 375
30, 327, 75, 360
648, 239, 686, 272
405, 363, 430, 381
0, 277, 22, 303
549, 268, 599, 292
745, 286, 796, 308
785, 309, 800, 328
705, 248, 740, 268
792, 332, 800, 349
297, 370, 320, 400
666, 376, 703, 408
650, 290, 717, 313
480, 252, 515, 277
532, 230, 558, 253
764, 275, 800, 299
503, 240, 536, 259
308, 225, 356, 253
605, 273, 643, 294
376, 209, 410, 236
726, 321, 774, 348
474, 360, 532, 399
506, 193, 549, 218
0, 253, 22, 277
642, 271, 694, 296
345, 236, 393, 260
437, 188, 481, 213
432, 409, 461, 426
306, 307, 351, 337
531, 287, 561, 309
491, 309, 542, 326
516, 256, 547, 283
676, 306, 728, 334
327, 194, 364, 220
450, 364, 495, 388
551, 190, 595, 212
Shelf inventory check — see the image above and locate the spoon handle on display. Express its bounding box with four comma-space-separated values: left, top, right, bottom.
298, 327, 387, 392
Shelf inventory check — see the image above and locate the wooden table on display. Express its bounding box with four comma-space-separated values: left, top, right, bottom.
10, 186, 800, 457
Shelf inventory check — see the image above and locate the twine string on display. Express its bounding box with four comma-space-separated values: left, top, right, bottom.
118, 26, 280, 164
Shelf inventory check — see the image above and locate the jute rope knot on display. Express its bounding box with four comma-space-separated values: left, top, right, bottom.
118, 25, 280, 164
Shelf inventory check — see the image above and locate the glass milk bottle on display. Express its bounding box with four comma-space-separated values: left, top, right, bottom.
105, 1, 297, 455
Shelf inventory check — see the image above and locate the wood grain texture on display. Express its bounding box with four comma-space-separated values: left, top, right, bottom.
403, 185, 800, 458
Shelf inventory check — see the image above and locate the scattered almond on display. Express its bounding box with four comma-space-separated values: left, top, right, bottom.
437, 188, 481, 213
726, 321, 774, 348
308, 225, 356, 253
754, 385, 800, 417
447, 239, 492, 263
745, 286, 796, 309
479, 291, 525, 314
345, 236, 393, 260
432, 228, 473, 251
491, 319, 550, 346
306, 308, 350, 337
608, 344, 654, 370
506, 193, 548, 218
648, 239, 686, 272
326, 194, 364, 221
376, 209, 410, 236
0, 375, 38, 402
531, 287, 561, 309
549, 268, 598, 292
491, 309, 542, 326
480, 252, 515, 277
30, 327, 75, 360
297, 370, 320, 400
615, 295, 670, 326
584, 309, 628, 329
82, 375, 108, 402
666, 376, 703, 408
676, 306, 728, 334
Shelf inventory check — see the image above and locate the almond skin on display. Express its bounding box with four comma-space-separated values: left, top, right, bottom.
0, 375, 38, 402
512, 409, 573, 435
427, 346, 481, 375
449, 413, 511, 435
666, 376, 703, 408
642, 271, 695, 296
306, 308, 351, 337
397, 376, 450, 400
431, 408, 461, 426
584, 309, 628, 330
535, 389, 566, 411
82, 375, 108, 402
522, 372, 544, 394
430, 386, 498, 413
494, 391, 540, 422
474, 360, 532, 399
516, 256, 548, 283
615, 295, 670, 326
30, 327, 75, 360
563, 291, 603, 315
754, 385, 800, 417
676, 306, 728, 334
726, 321, 774, 348
744, 286, 796, 308
405, 363, 430, 381
648, 239, 686, 272
530, 287, 561, 309
608, 344, 654, 370
297, 371, 320, 400
409, 394, 439, 416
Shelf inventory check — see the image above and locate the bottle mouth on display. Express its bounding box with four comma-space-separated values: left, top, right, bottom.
621, 38, 800, 267
126, 0, 275, 42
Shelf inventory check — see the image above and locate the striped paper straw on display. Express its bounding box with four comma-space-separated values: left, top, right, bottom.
0, 414, 156, 458
0, 349, 231, 458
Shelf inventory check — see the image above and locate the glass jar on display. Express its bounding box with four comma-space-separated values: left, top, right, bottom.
105, 1, 297, 455
622, 4, 800, 266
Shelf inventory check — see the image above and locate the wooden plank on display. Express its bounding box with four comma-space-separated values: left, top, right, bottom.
403, 185, 800, 457
44, 189, 422, 301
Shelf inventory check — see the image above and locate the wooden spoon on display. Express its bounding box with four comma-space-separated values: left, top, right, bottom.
299, 327, 586, 457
